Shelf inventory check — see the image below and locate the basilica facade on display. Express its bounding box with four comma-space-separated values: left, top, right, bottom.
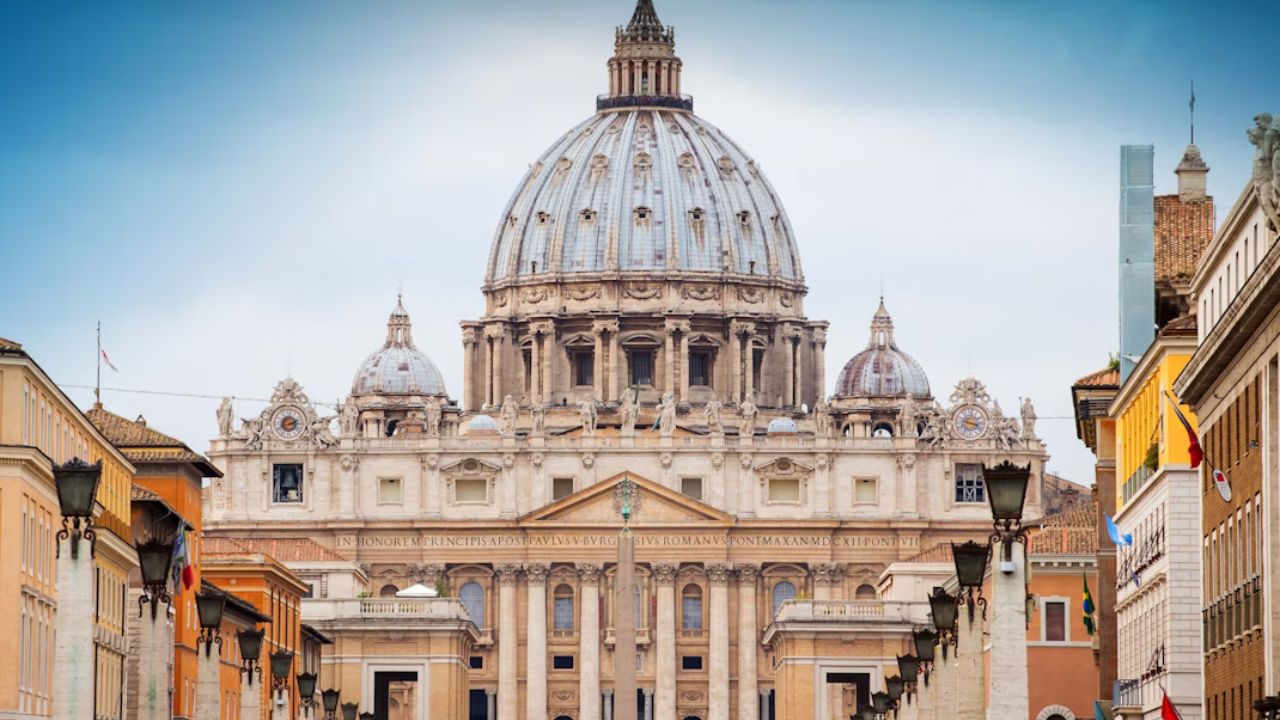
204, 3, 1057, 719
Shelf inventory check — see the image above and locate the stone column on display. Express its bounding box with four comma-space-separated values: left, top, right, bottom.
759, 690, 772, 720
615, 531, 638, 720
542, 323, 555, 404
989, 540, 1028, 720
644, 688, 654, 720
736, 565, 759, 720
486, 689, 496, 720
651, 564, 678, 720
791, 338, 801, 409
664, 323, 676, 396
782, 328, 795, 407
730, 325, 742, 403
485, 335, 496, 408
743, 336, 755, 404
196, 634, 222, 720
487, 326, 505, 407
241, 677, 262, 720
463, 327, 479, 411
707, 563, 732, 720
813, 329, 827, 403
497, 564, 522, 720
137, 598, 170, 720
53, 532, 96, 720
956, 602, 986, 720
607, 322, 620, 402
811, 564, 844, 602
527, 564, 550, 720
580, 564, 604, 720
679, 327, 691, 401
594, 326, 606, 400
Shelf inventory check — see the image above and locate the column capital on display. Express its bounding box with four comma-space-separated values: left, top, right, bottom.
577, 563, 604, 584
706, 563, 733, 586
593, 318, 620, 335
484, 324, 506, 341
734, 563, 760, 583
730, 320, 756, 338
495, 564, 523, 585
811, 563, 846, 586
664, 319, 691, 335
524, 563, 551, 584
485, 689, 497, 697
530, 319, 556, 337
650, 563, 678, 585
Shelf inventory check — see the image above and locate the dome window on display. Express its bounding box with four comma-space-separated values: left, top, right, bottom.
580, 209, 597, 224
689, 208, 704, 223
554, 157, 572, 174
633, 207, 652, 225
872, 422, 894, 438
718, 156, 735, 179
737, 210, 752, 226
536, 211, 550, 226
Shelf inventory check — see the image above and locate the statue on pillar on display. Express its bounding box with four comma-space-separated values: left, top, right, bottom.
340, 397, 360, 438
656, 391, 677, 437
813, 396, 833, 438
311, 415, 339, 448
531, 403, 546, 437
216, 397, 234, 438
619, 387, 640, 435
500, 394, 519, 434
425, 397, 443, 436
738, 397, 758, 438
704, 396, 724, 435
1020, 397, 1037, 440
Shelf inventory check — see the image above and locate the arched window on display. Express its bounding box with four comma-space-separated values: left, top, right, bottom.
872, 423, 894, 438
771, 581, 796, 618
855, 584, 877, 600
460, 581, 485, 627
681, 585, 703, 630
553, 584, 574, 630
379, 584, 399, 598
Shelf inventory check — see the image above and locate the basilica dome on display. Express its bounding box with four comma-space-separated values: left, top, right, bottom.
351, 298, 448, 397
834, 301, 930, 398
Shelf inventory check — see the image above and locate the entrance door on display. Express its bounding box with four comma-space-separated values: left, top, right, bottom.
373, 671, 418, 720
825, 672, 870, 713
468, 690, 487, 720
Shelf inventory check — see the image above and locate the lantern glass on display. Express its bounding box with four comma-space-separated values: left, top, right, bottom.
873, 692, 891, 714
983, 462, 1031, 521
952, 541, 990, 589
270, 650, 294, 681
322, 689, 341, 712
913, 629, 938, 662
859, 708, 875, 720
928, 587, 958, 632
195, 590, 227, 630
341, 702, 359, 720
896, 654, 920, 679
136, 539, 176, 587
53, 458, 102, 518
359, 713, 375, 720
237, 628, 264, 663
297, 672, 317, 699
886, 675, 904, 701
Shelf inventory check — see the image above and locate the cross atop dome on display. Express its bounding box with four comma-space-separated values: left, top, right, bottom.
620, 0, 671, 44
386, 295, 415, 348
600, 0, 689, 112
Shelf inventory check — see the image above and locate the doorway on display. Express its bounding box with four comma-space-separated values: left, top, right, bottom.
373, 671, 418, 720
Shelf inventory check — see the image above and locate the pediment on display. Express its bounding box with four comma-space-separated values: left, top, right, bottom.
521, 472, 733, 526
440, 458, 502, 476
753, 457, 813, 476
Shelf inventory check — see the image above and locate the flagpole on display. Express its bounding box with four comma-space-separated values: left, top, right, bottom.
95, 320, 101, 405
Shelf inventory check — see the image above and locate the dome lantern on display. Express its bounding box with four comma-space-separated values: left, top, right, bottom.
600, 0, 689, 112
351, 297, 447, 398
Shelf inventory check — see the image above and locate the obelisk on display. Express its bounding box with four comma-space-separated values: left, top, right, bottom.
614, 478, 639, 720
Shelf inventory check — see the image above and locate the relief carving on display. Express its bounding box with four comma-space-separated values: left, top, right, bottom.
737, 286, 764, 304
623, 282, 662, 300
565, 285, 601, 301
682, 284, 720, 301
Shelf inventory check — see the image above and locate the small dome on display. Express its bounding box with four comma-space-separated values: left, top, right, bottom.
835, 301, 930, 398
352, 297, 448, 397
465, 414, 499, 434
767, 417, 798, 435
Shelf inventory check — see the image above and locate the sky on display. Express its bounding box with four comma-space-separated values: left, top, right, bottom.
1, 0, 1277, 487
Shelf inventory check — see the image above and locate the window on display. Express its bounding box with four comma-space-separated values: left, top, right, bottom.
552, 477, 575, 501
380, 584, 399, 598
553, 655, 575, 670
681, 656, 703, 670
378, 477, 403, 505
1044, 600, 1067, 642
573, 350, 594, 387
768, 478, 801, 503
681, 477, 703, 501
455, 479, 488, 503
871, 423, 893, 438
629, 350, 654, 386
771, 581, 796, 618
469, 656, 484, 670
955, 464, 985, 503
272, 464, 304, 503
301, 584, 314, 599
855, 584, 877, 600
752, 348, 764, 389
689, 351, 712, 387
580, 208, 597, 223
554, 585, 575, 630
854, 478, 878, 504
682, 585, 703, 630
633, 207, 651, 223
460, 582, 485, 627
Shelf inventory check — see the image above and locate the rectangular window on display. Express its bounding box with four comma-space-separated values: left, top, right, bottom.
552, 655, 575, 670
955, 464, 985, 503
552, 477, 575, 501
689, 351, 712, 387
573, 350, 594, 387
629, 350, 654, 386
1044, 601, 1066, 641
301, 584, 314, 599
378, 477, 403, 505
854, 477, 878, 504
554, 596, 574, 630
681, 656, 703, 670
681, 477, 703, 501
272, 464, 304, 503
682, 595, 703, 630
768, 477, 801, 503
455, 479, 488, 503
469, 656, 484, 670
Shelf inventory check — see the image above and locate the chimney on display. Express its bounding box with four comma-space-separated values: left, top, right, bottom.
1175, 144, 1209, 201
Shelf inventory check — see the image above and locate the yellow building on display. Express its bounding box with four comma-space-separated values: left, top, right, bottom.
0, 337, 138, 719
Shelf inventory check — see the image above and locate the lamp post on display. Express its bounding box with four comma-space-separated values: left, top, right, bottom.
926, 587, 959, 720
1255, 696, 1280, 719
983, 461, 1032, 720
340, 701, 359, 720
134, 534, 177, 720
321, 689, 341, 720
238, 627, 265, 720
196, 589, 228, 720
271, 650, 295, 720
359, 713, 375, 720
51, 458, 102, 720
298, 672, 319, 718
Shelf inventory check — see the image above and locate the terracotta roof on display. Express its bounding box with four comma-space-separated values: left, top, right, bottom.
85, 405, 220, 476
1074, 367, 1120, 388
206, 537, 346, 564
1028, 500, 1098, 555
903, 543, 954, 563
131, 484, 163, 502
1159, 313, 1198, 336
0, 337, 23, 352
1154, 194, 1215, 284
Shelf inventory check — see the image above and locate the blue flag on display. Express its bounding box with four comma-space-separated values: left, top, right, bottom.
1105, 514, 1133, 547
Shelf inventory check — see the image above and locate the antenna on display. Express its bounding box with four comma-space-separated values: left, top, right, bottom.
95, 320, 101, 404
1189, 80, 1196, 145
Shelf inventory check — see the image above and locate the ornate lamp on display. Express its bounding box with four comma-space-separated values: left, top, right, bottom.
195, 589, 227, 657
297, 672, 318, 714
927, 586, 959, 653
359, 713, 375, 720
913, 628, 938, 665
136, 537, 176, 620
872, 691, 890, 715
53, 458, 102, 558
896, 654, 920, 690
984, 461, 1033, 567
340, 702, 359, 720
952, 540, 990, 621
321, 689, 341, 719
237, 627, 264, 685
859, 706, 875, 720
270, 650, 294, 692
1255, 696, 1280, 719
885, 675, 904, 702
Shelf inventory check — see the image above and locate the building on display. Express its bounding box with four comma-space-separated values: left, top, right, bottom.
203, 3, 1082, 719
0, 338, 138, 720
87, 405, 223, 720
1173, 115, 1280, 720
205, 580, 272, 720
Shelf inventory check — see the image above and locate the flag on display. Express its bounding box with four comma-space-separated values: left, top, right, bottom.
1161, 691, 1183, 720
100, 349, 119, 372
1081, 574, 1096, 636
1105, 514, 1133, 546
172, 528, 193, 593
1094, 701, 1109, 720
1164, 390, 1202, 468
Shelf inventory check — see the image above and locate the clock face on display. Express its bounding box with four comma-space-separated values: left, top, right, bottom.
273, 407, 305, 440
953, 406, 988, 440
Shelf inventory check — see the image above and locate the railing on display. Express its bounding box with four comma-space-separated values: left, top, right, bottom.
680, 628, 708, 639
1113, 679, 1141, 710
772, 600, 918, 624
596, 94, 694, 112
303, 597, 474, 622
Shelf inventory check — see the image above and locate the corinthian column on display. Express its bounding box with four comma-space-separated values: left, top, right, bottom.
736, 565, 760, 720
730, 325, 742, 403
707, 563, 732, 720
580, 564, 604, 720
593, 325, 606, 400
526, 564, 550, 720
782, 327, 795, 407
607, 321, 620, 402
664, 322, 677, 395
679, 325, 691, 401
496, 564, 522, 720
651, 563, 678, 720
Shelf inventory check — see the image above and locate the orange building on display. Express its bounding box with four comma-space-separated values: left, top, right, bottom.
87, 405, 222, 720
204, 538, 309, 720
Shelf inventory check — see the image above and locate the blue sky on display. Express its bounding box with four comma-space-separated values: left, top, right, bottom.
1, 0, 1276, 485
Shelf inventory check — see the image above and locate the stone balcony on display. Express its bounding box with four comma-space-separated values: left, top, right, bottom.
303, 597, 481, 641
762, 599, 928, 643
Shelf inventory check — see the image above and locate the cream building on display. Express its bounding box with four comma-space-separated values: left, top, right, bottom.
204, 2, 1066, 719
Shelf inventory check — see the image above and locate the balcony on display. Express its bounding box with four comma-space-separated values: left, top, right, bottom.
774, 600, 896, 622
605, 626, 652, 647
1113, 679, 1141, 711
302, 597, 481, 641
596, 94, 694, 112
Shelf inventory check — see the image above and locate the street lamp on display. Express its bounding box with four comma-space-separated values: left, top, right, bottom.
913, 628, 938, 680
238, 627, 264, 685
340, 702, 359, 720
896, 653, 921, 697
927, 586, 959, 653
983, 461, 1032, 568
321, 689, 341, 719
872, 691, 890, 715
136, 537, 176, 620
359, 713, 375, 720
1255, 696, 1280, 719
53, 458, 102, 558
297, 672, 318, 715
885, 675, 904, 703
952, 540, 990, 621
270, 650, 294, 717
195, 589, 228, 657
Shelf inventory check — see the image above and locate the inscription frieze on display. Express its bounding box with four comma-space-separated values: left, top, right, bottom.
334, 532, 914, 550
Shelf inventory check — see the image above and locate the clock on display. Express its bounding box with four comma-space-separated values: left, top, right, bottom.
952, 405, 988, 440
273, 407, 305, 440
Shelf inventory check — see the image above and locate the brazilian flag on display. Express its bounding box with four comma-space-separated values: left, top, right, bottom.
1082, 574, 1096, 636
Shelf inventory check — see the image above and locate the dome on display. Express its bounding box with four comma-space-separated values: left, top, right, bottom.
351, 297, 448, 397
834, 301, 930, 398
767, 417, 798, 435
465, 414, 498, 434
484, 1, 802, 288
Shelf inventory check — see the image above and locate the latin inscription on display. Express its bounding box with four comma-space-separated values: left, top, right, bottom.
333, 533, 914, 550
